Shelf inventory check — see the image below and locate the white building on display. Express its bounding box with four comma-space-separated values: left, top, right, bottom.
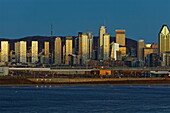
110, 42, 119, 60
31, 41, 38, 63
1, 41, 9, 62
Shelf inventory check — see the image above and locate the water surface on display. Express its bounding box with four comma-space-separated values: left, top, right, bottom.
0, 85, 170, 113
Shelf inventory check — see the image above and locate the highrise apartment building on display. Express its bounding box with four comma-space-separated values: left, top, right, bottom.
99, 26, 106, 60
19, 41, 27, 63
63, 45, 66, 64
1, 41, 9, 62
44, 41, 50, 64
116, 30, 126, 46
65, 37, 73, 65
54, 37, 62, 64
103, 34, 110, 60
15, 42, 20, 62
31, 41, 38, 63
82, 34, 89, 64
15, 41, 27, 63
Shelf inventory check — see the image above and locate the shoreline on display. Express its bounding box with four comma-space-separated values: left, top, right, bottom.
2, 83, 170, 87
1, 77, 170, 86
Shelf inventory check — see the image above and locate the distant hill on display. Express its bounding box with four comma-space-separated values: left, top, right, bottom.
0, 36, 137, 57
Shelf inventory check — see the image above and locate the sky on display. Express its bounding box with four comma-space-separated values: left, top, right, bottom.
0, 0, 170, 43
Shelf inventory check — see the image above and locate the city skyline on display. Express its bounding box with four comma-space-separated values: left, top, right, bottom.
1, 0, 170, 43
1, 1, 170, 113
0, 24, 169, 67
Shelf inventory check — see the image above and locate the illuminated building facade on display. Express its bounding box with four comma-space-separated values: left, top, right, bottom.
103, 34, 110, 60
31, 41, 38, 63
44, 41, 50, 64
65, 37, 73, 65
116, 30, 126, 46
19, 41, 27, 63
138, 40, 145, 61
1, 41, 9, 62
159, 25, 170, 54
119, 46, 126, 57
15, 42, 20, 62
144, 44, 158, 58
99, 26, 106, 60
82, 34, 89, 64
88, 32, 93, 59
110, 42, 119, 60
54, 37, 62, 64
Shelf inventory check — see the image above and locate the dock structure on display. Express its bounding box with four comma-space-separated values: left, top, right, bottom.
2, 67, 170, 85
9, 67, 170, 71
7, 67, 170, 78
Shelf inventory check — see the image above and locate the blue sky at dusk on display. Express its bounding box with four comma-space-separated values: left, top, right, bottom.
0, 0, 170, 43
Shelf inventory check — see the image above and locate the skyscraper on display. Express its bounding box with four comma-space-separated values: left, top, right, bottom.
44, 41, 50, 64
1, 41, 9, 62
138, 40, 145, 61
88, 32, 93, 59
99, 26, 106, 60
116, 30, 126, 46
159, 25, 170, 54
65, 37, 73, 65
63, 45, 66, 64
103, 33, 110, 60
15, 42, 20, 62
78, 32, 83, 62
82, 34, 89, 64
75, 32, 82, 55
19, 41, 27, 63
31, 41, 38, 63
54, 37, 62, 64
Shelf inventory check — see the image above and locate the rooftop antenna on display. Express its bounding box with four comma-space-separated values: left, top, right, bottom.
51, 24, 53, 37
